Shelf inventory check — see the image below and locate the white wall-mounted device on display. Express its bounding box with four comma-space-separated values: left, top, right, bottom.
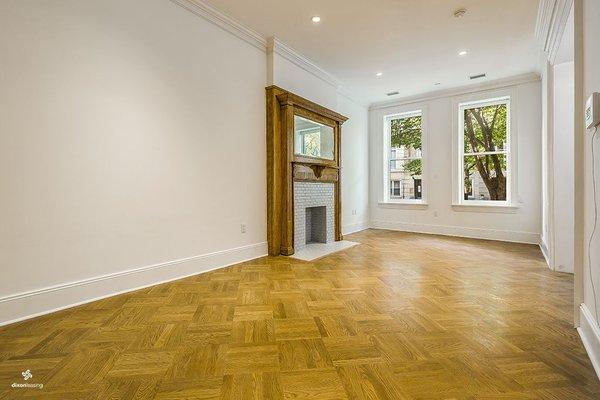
585, 92, 600, 129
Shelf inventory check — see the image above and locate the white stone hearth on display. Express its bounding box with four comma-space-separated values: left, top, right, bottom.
290, 240, 359, 261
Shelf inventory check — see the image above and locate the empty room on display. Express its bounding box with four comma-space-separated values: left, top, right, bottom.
2, 0, 600, 399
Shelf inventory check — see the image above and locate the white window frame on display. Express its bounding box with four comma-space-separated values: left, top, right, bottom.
452, 89, 519, 212
382, 108, 428, 205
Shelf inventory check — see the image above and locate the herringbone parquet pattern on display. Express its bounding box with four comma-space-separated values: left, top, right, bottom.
1, 229, 599, 399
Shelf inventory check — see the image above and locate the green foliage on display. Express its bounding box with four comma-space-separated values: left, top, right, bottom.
391, 115, 422, 151
464, 154, 506, 179
391, 115, 422, 176
463, 104, 507, 154
404, 159, 422, 176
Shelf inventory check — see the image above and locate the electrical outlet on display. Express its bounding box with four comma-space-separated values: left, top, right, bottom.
352, 209, 357, 216
433, 211, 438, 217
240, 224, 246, 234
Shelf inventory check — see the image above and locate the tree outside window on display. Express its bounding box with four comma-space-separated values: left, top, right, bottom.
461, 99, 509, 202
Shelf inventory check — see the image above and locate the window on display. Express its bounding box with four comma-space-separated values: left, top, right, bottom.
458, 97, 510, 204
385, 110, 424, 202
391, 180, 401, 198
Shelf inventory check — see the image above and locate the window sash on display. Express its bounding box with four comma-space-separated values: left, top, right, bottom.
384, 109, 425, 203
389, 156, 422, 161
390, 181, 401, 195
458, 97, 511, 204
463, 151, 508, 157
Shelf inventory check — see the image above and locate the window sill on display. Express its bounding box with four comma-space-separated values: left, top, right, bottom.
451, 203, 519, 214
378, 201, 429, 210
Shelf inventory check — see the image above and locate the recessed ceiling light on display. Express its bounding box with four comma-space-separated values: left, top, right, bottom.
454, 8, 467, 18
458, 50, 468, 56
376, 72, 383, 77
311, 16, 321, 23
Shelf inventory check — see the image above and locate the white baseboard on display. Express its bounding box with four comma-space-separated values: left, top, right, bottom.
369, 220, 540, 244
342, 221, 369, 235
0, 242, 268, 327
539, 239, 553, 269
578, 303, 600, 381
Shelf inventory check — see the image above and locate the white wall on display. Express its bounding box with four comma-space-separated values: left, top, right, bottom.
369, 80, 542, 243
583, 0, 600, 323
270, 53, 338, 111
268, 49, 370, 235
552, 61, 575, 272
337, 95, 370, 234
0, 0, 271, 324
579, 0, 600, 375
541, 61, 554, 259
539, 3, 574, 274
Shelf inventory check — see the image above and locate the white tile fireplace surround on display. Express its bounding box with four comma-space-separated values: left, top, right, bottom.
293, 182, 335, 251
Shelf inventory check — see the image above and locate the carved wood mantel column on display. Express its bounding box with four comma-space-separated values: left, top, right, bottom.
266, 86, 348, 256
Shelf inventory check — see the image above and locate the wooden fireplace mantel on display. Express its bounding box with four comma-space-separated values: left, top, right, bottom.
266, 86, 348, 256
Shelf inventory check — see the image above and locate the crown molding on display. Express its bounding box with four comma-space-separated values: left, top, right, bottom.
369, 72, 540, 111
267, 37, 343, 89
267, 37, 366, 107
168, 2, 366, 108
337, 85, 368, 108
535, 0, 573, 64
169, 0, 267, 52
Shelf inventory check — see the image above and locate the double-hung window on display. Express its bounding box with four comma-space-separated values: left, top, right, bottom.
458, 97, 511, 205
384, 110, 425, 203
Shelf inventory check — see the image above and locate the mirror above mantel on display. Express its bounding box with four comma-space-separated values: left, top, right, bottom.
294, 115, 335, 160
266, 86, 348, 256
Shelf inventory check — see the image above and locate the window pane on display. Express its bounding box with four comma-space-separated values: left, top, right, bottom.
463, 154, 507, 201
463, 103, 507, 153
294, 115, 334, 160
391, 115, 422, 156
390, 159, 422, 200
389, 113, 423, 200
390, 181, 401, 197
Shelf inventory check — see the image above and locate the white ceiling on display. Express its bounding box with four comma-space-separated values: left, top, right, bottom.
205, 0, 540, 105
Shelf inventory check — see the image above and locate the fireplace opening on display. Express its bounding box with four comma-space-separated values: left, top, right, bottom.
305, 206, 327, 244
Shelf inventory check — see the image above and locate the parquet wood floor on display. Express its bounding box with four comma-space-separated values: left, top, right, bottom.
1, 229, 599, 399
